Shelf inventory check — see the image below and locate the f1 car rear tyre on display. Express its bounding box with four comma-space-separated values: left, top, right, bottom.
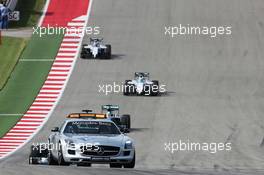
124, 152, 135, 168
121, 115, 131, 129
28, 157, 35, 165
29, 145, 47, 165
81, 45, 92, 59
110, 163, 122, 168
150, 80, 159, 96
105, 44, 111, 59
29, 145, 38, 165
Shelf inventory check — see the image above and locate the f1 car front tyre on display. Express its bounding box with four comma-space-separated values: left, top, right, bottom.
124, 152, 135, 168
29, 145, 39, 164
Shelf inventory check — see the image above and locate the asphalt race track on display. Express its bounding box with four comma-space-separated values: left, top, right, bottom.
1, 0, 264, 174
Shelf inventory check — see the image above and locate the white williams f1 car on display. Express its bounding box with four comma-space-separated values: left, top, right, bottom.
124, 72, 159, 96
81, 38, 111, 59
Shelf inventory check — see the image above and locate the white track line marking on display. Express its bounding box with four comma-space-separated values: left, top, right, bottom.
0, 114, 24, 116
19, 59, 54, 62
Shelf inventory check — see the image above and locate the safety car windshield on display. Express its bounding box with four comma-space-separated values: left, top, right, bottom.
63, 121, 120, 135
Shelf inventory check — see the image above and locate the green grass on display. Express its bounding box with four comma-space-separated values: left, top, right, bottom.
0, 32, 64, 137
9, 0, 46, 28
0, 37, 27, 90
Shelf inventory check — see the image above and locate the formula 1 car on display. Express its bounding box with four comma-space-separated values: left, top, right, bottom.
46, 113, 135, 168
81, 38, 111, 59
124, 72, 159, 96
29, 144, 49, 165
101, 105, 131, 130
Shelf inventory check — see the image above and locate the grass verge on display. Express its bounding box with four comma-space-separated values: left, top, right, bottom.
0, 32, 64, 137
0, 36, 28, 90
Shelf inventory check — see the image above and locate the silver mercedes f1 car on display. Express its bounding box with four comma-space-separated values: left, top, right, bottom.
123, 72, 159, 96
81, 38, 111, 59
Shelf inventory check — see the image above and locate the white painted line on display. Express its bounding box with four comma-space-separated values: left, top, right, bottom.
47, 74, 68, 77
23, 114, 46, 117
19, 59, 54, 62
3, 136, 29, 139
30, 103, 54, 106
42, 85, 63, 88
44, 80, 66, 84
61, 43, 79, 47
53, 63, 73, 66
37, 0, 51, 27
12, 126, 39, 129
0, 114, 24, 116
6, 133, 33, 136
48, 71, 69, 75
59, 48, 77, 51
57, 53, 76, 56
36, 94, 59, 98
17, 122, 42, 125
62, 38, 81, 42
0, 146, 18, 149
55, 58, 75, 61
29, 106, 52, 109
50, 68, 71, 71
65, 33, 83, 37
27, 110, 50, 113
72, 15, 86, 20
68, 22, 85, 26
0, 140, 25, 143
23, 116, 47, 119
39, 89, 61, 92
9, 130, 34, 133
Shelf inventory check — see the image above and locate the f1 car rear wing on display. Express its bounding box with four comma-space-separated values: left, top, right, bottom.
90, 38, 103, 43
134, 72, 150, 78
